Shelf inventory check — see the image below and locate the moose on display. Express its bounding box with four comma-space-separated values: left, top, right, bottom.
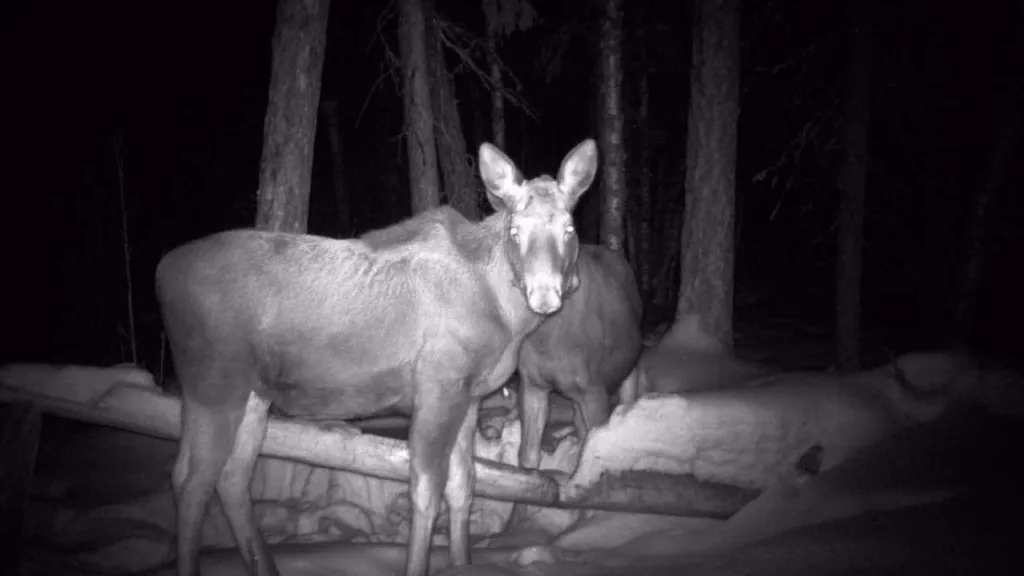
156, 139, 598, 576
515, 245, 643, 474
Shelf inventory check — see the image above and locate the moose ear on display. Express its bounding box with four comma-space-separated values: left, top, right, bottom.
557, 139, 598, 211
479, 143, 525, 211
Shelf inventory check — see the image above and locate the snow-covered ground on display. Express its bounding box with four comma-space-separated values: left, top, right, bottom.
15, 321, 1024, 576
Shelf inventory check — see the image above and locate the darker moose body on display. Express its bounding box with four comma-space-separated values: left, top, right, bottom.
516, 244, 643, 472
156, 140, 598, 576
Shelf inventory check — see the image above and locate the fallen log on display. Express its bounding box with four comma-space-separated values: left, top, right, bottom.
0, 363, 754, 518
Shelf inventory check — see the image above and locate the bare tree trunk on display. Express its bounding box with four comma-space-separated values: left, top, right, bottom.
426, 1, 479, 220
320, 99, 352, 237
635, 51, 654, 304
482, 0, 506, 150
113, 133, 137, 364
256, 0, 331, 233
399, 0, 441, 214
598, 0, 627, 251
835, 0, 869, 372
652, 156, 685, 316
676, 0, 740, 345
955, 27, 1023, 346
917, 8, 949, 340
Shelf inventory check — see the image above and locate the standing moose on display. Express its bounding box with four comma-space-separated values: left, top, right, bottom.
156, 140, 598, 576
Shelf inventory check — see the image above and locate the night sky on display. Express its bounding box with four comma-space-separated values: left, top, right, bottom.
2, 0, 1022, 370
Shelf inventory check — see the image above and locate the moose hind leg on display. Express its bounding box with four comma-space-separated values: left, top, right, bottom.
173, 399, 246, 576
445, 400, 480, 566
406, 386, 471, 576
215, 391, 277, 576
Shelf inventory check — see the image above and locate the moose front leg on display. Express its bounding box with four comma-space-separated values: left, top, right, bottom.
406, 385, 471, 576
517, 379, 550, 470
508, 379, 549, 528
445, 399, 480, 566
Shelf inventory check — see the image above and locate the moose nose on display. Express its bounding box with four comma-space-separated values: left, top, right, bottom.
527, 284, 563, 315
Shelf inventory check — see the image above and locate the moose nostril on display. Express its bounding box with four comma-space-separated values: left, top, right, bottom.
527, 285, 563, 315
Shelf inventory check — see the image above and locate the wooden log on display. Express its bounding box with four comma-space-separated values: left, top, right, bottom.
0, 363, 754, 517
0, 401, 42, 572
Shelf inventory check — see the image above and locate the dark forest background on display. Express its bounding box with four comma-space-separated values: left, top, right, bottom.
2, 0, 1021, 372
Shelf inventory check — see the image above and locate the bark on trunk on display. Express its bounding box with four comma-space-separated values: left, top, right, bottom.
636, 62, 654, 303
917, 9, 950, 340
955, 36, 1022, 346
598, 0, 627, 252
426, 1, 479, 220
398, 0, 441, 214
677, 0, 740, 345
320, 99, 352, 237
652, 156, 685, 315
482, 0, 506, 150
835, 0, 869, 372
256, 0, 331, 233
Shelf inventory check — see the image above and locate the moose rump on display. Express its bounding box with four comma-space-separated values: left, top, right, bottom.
156, 138, 598, 576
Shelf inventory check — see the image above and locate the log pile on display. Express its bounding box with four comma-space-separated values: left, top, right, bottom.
2, 354, 998, 575
0, 363, 756, 517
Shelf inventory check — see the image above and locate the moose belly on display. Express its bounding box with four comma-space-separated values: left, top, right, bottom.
470, 336, 531, 399
266, 364, 415, 420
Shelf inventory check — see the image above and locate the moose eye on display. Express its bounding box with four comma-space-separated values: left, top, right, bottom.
565, 225, 575, 236
509, 226, 520, 240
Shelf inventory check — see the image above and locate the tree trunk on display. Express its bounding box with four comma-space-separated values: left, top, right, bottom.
598, 0, 627, 252
398, 0, 441, 215
676, 0, 740, 345
256, 0, 331, 233
835, 0, 869, 372
917, 7, 949, 342
635, 52, 654, 304
320, 99, 352, 237
426, 1, 479, 220
651, 156, 685, 318
955, 25, 1023, 346
482, 0, 506, 150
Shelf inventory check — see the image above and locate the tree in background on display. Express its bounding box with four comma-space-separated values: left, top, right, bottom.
624, 0, 654, 305
320, 99, 353, 237
835, 0, 869, 371
427, 0, 479, 220
598, 0, 627, 251
480, 0, 538, 158
376, 0, 536, 220
399, 0, 441, 214
256, 0, 331, 233
955, 6, 1024, 350
482, 0, 506, 151
677, 0, 741, 345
